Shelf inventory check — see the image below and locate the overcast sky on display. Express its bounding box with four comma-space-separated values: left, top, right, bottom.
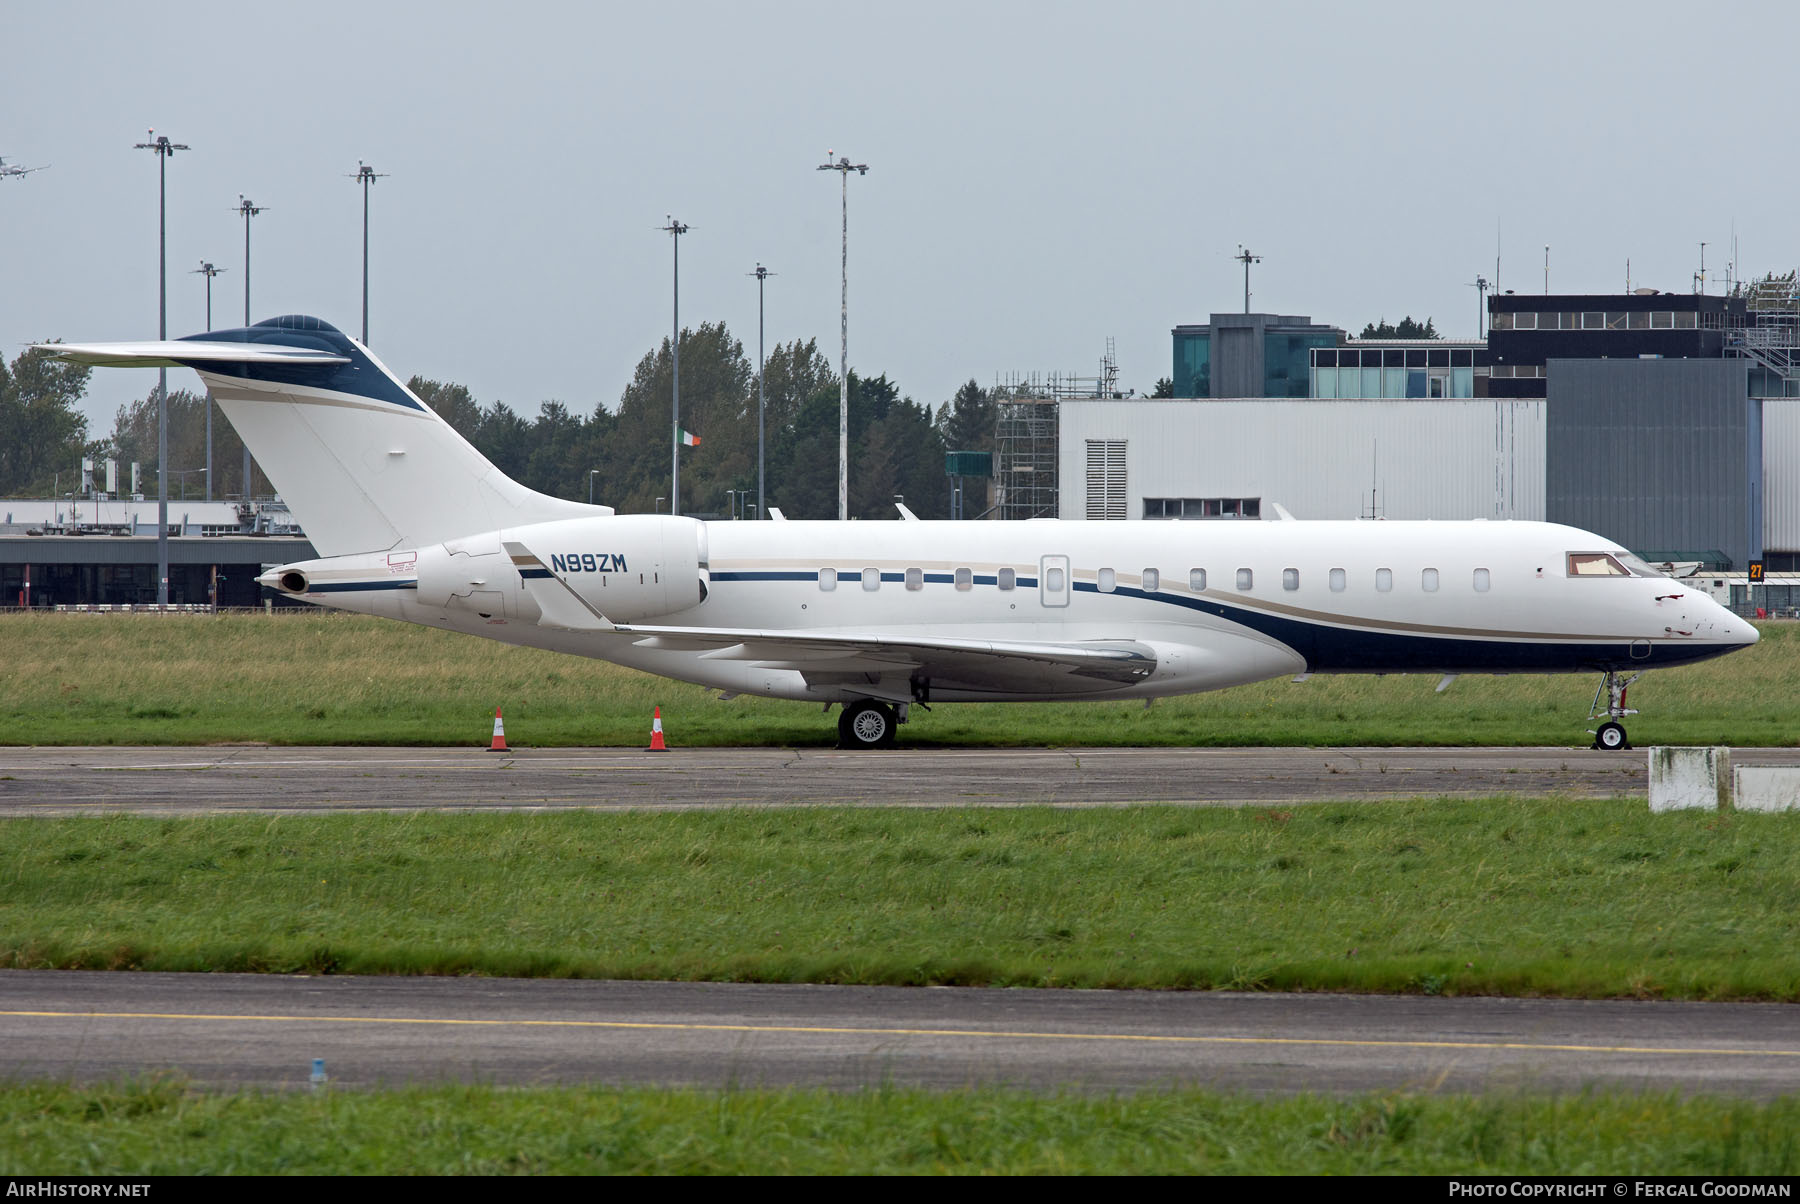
6, 0, 1798, 436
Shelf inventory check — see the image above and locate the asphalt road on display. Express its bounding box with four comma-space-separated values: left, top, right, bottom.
8, 744, 1798, 815
4, 971, 1798, 1097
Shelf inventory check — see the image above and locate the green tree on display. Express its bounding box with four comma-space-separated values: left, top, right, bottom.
937, 380, 994, 456
107, 387, 259, 498
756, 338, 836, 442
0, 347, 93, 496
1150, 377, 1175, 399
610, 322, 755, 515
408, 377, 482, 442
1359, 316, 1439, 339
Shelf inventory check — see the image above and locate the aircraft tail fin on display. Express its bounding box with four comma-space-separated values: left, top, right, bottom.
42, 315, 604, 555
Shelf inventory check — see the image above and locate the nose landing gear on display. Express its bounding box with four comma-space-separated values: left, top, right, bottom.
1587, 670, 1643, 751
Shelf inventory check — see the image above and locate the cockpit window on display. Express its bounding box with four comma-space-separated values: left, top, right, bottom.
1567, 552, 1630, 577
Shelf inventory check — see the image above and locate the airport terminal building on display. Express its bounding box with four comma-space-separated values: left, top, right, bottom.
0, 499, 314, 609
1050, 284, 1800, 585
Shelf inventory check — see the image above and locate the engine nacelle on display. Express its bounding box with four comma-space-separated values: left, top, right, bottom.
417, 514, 708, 624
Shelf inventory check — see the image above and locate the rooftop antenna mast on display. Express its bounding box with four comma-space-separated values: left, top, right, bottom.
1468, 275, 1490, 338
1234, 245, 1262, 314
1696, 242, 1707, 295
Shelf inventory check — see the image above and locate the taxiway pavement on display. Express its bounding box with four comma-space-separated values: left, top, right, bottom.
8, 744, 1794, 815
4, 970, 1796, 1097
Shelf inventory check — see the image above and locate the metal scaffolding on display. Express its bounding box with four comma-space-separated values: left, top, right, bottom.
1731, 271, 1800, 395
991, 343, 1130, 520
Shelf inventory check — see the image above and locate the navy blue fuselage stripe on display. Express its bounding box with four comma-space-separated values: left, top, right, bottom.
684, 572, 1732, 674
711, 570, 1037, 588
308, 580, 417, 593
178, 316, 421, 411
1063, 580, 1729, 672
519, 568, 553, 579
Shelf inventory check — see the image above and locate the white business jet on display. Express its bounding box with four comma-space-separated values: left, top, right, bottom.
43, 316, 1759, 750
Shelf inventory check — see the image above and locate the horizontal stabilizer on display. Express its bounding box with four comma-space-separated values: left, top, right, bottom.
36, 340, 349, 369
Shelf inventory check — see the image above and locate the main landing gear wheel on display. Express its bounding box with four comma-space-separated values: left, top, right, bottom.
837, 700, 898, 749
1587, 670, 1642, 752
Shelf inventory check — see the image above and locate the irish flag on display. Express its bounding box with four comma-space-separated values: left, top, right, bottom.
680, 428, 701, 447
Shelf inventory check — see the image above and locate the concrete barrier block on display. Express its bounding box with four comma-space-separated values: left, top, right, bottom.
1648, 746, 1731, 812
1732, 767, 1800, 812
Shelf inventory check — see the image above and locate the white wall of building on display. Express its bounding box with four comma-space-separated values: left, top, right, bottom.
1763, 400, 1800, 552
1057, 399, 1546, 522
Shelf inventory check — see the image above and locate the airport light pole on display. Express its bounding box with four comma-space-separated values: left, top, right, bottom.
191, 260, 226, 500
237, 195, 266, 497
588, 469, 601, 507
236, 195, 265, 325
749, 263, 775, 519
171, 468, 208, 501
136, 129, 188, 607
817, 152, 867, 521
348, 161, 386, 345
661, 217, 690, 516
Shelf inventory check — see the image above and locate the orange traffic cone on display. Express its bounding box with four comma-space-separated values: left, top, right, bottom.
488, 706, 509, 752
648, 706, 667, 751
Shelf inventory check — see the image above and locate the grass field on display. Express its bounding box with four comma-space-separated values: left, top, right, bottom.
6, 801, 1798, 998
7, 616, 1797, 1175
0, 610, 1787, 747
7, 1079, 1798, 1175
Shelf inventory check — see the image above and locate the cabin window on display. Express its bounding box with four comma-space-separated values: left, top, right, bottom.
1376, 568, 1393, 592
1098, 567, 1116, 593
954, 567, 973, 591
1282, 568, 1299, 591
1046, 566, 1066, 591
818, 567, 837, 592
1236, 568, 1253, 591
1189, 568, 1207, 591
905, 567, 924, 591
998, 568, 1016, 591
1142, 568, 1159, 592
1473, 567, 1491, 592
1568, 552, 1629, 577
861, 567, 880, 592
1329, 568, 1346, 592
1421, 568, 1439, 592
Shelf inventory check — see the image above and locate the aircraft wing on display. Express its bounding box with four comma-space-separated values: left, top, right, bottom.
609, 622, 1160, 697
36, 340, 349, 369
498, 547, 1157, 694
